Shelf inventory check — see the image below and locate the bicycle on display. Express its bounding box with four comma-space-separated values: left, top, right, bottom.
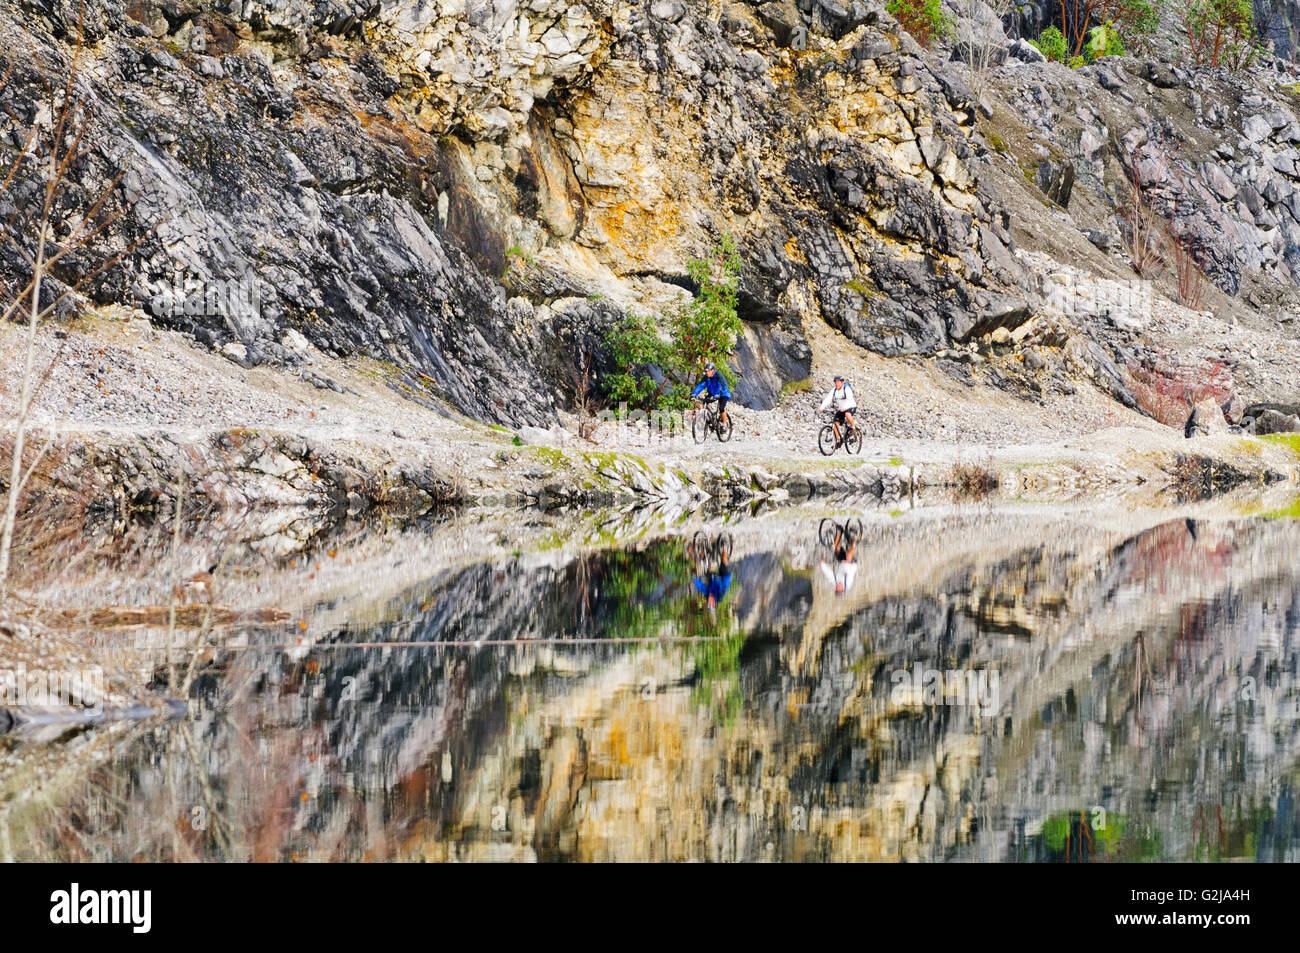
818, 411, 862, 456
688, 531, 734, 574
692, 397, 734, 443
818, 517, 863, 550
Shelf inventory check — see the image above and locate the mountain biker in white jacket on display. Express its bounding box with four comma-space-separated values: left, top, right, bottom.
818, 375, 857, 446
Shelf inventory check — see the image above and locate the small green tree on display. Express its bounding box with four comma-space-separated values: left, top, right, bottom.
1058, 0, 1161, 59
665, 234, 743, 403
1126, 0, 1162, 43
1181, 0, 1259, 67
1087, 22, 1128, 58
887, 0, 950, 48
1031, 25, 1069, 62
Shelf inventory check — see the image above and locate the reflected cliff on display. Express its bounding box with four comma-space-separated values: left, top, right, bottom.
3, 507, 1299, 862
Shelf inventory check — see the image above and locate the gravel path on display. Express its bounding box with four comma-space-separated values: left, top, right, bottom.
5, 266, 1298, 493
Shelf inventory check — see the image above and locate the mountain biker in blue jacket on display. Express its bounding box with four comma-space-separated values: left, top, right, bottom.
691, 362, 731, 427
694, 570, 733, 610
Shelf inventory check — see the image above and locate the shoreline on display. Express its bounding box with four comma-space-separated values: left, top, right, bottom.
6, 414, 1298, 526
3, 314, 1299, 530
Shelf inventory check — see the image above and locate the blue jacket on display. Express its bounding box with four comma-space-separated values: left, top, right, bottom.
694, 572, 733, 601
691, 372, 731, 400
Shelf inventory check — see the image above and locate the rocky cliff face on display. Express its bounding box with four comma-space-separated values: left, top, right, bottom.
1, 0, 1033, 421
4, 0, 1300, 429
1254, 0, 1300, 59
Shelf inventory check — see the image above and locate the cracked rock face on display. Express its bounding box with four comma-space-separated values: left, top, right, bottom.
0, 0, 1031, 418
996, 52, 1300, 316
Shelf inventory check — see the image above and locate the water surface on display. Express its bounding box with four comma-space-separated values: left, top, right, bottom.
3, 506, 1298, 862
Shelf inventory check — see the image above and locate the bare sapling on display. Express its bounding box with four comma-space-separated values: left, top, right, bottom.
0, 19, 159, 601
958, 0, 1016, 98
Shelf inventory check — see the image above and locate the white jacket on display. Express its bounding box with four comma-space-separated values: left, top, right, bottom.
819, 382, 856, 412
820, 558, 858, 593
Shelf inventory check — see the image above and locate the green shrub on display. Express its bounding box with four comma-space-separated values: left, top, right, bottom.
1087, 22, 1128, 59
1101, 0, 1160, 55
601, 235, 744, 412
605, 309, 673, 410
1055, 0, 1160, 59
1129, 0, 1161, 37
1031, 26, 1069, 63
887, 0, 949, 48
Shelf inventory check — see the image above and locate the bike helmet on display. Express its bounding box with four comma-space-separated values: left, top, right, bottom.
704, 361, 716, 370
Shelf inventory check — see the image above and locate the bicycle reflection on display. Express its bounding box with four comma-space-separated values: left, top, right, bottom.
687, 531, 733, 618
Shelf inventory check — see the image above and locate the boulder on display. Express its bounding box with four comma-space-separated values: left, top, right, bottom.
1096, 68, 1123, 91
732, 316, 813, 410
650, 0, 687, 21
1185, 398, 1229, 437
1250, 408, 1300, 435
1140, 60, 1181, 89
756, 1, 802, 46
1035, 160, 1075, 209
1082, 228, 1110, 251
945, 0, 1010, 54
1244, 401, 1300, 419
1221, 393, 1246, 425
515, 425, 556, 445
1008, 38, 1046, 63
952, 40, 1008, 68
1243, 403, 1300, 434
951, 291, 1033, 341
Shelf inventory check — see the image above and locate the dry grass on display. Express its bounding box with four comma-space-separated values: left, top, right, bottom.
1121, 158, 1163, 279
570, 347, 604, 443
952, 459, 999, 500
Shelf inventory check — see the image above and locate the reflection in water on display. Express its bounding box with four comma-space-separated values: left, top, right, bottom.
3, 510, 1299, 862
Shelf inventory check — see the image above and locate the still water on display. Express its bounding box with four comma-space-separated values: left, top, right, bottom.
3, 505, 1299, 861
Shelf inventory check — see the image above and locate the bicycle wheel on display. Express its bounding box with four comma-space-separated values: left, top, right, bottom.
818, 518, 838, 549
715, 532, 734, 563
818, 424, 837, 456
718, 413, 734, 442
689, 532, 711, 574
844, 517, 864, 544
692, 411, 708, 444
844, 427, 863, 455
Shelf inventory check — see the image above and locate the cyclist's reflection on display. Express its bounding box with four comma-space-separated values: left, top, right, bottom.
688, 532, 733, 618
819, 519, 859, 595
